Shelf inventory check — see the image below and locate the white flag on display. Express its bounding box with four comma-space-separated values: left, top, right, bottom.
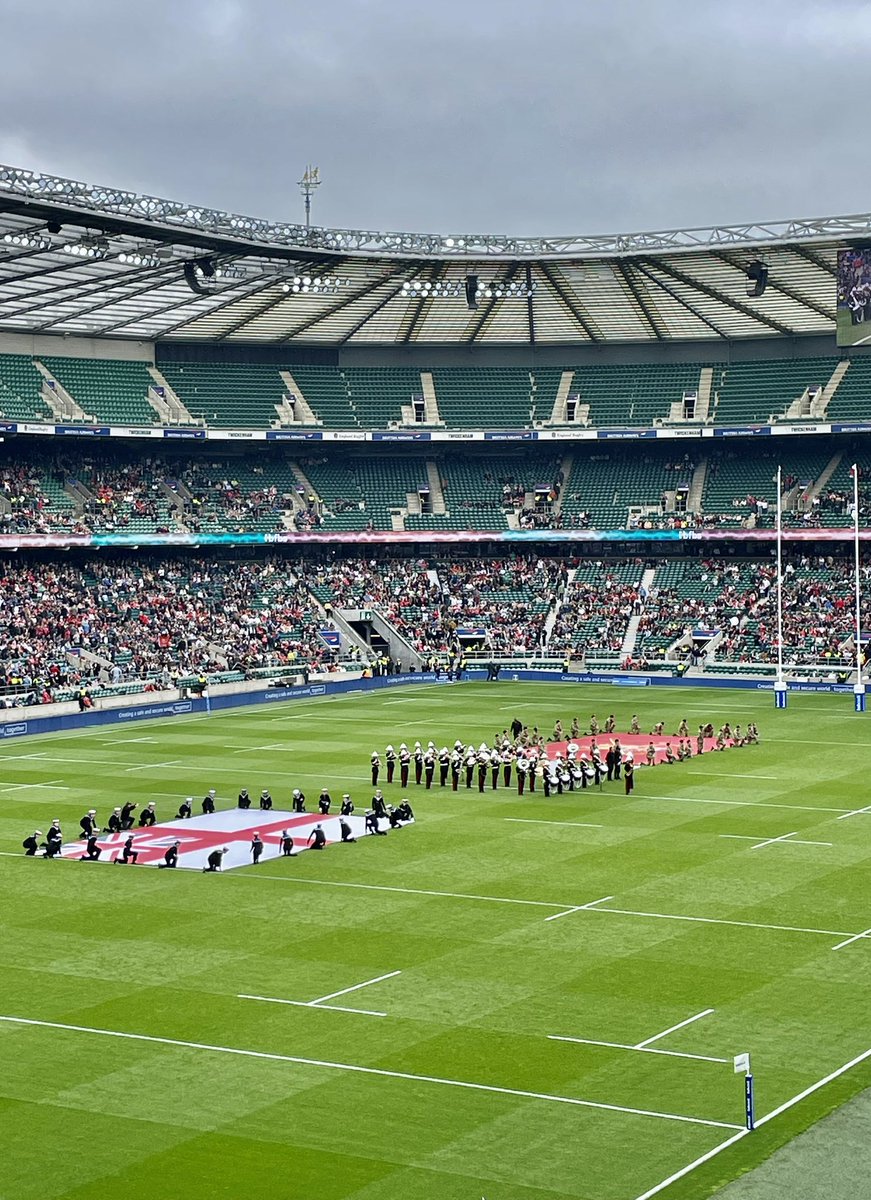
733, 1052, 750, 1074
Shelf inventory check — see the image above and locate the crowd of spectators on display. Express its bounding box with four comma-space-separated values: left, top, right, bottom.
3, 552, 871, 710
0, 557, 344, 706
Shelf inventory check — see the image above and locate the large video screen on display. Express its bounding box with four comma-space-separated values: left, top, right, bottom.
837, 248, 871, 346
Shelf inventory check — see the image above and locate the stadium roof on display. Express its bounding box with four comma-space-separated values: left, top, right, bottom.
0, 162, 860, 347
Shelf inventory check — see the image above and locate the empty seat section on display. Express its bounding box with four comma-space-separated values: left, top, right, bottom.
825, 357, 871, 422
571, 363, 704, 427
711, 358, 838, 424
342, 367, 422, 427
285, 365, 357, 427
0, 355, 53, 421
159, 362, 286, 427
430, 368, 533, 428
40, 357, 157, 425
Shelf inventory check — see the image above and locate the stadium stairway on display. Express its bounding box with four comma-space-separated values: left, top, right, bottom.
620, 566, 657, 659
146, 367, 200, 426
33, 360, 93, 422
279, 371, 321, 425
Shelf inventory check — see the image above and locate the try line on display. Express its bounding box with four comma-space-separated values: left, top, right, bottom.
0, 1016, 738, 1131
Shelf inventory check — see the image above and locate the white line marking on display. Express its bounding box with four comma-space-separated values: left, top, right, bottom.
0, 851, 26, 857
635, 1009, 714, 1049
630, 1130, 750, 1200
689, 771, 778, 780
634, 1039, 871, 1199
642, 794, 850, 815
719, 833, 833, 849
237, 995, 386, 1017
831, 927, 871, 952
548, 1034, 729, 1064
123, 759, 182, 773
0, 1016, 740, 1130
544, 907, 584, 922
837, 804, 871, 821
504, 818, 604, 829
241, 875, 856, 939
251, 875, 571, 910
588, 905, 852, 940
100, 737, 157, 745
544, 894, 614, 923
0, 780, 69, 793
308, 970, 401, 1005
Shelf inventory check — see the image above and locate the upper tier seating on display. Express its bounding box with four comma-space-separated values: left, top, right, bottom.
158, 361, 286, 427
40, 357, 156, 425
711, 358, 838, 424
0, 355, 53, 421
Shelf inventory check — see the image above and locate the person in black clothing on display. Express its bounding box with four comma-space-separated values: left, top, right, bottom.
477, 758, 488, 794
80, 835, 102, 861
397, 800, 414, 821
158, 841, 180, 869
365, 810, 386, 835
22, 830, 42, 856
450, 752, 461, 792
340, 794, 354, 816
251, 832, 264, 864
372, 791, 387, 819
424, 752, 435, 790
370, 751, 380, 787
202, 847, 228, 873
280, 830, 295, 856
104, 807, 123, 834
413, 745, 424, 785
259, 789, 273, 811
291, 789, 305, 813
202, 789, 216, 815
176, 797, 193, 820
238, 789, 251, 810
605, 745, 617, 782
42, 820, 63, 858
79, 809, 98, 839
121, 801, 137, 830
438, 748, 450, 787
138, 802, 157, 828
113, 836, 139, 864
399, 745, 410, 788
490, 756, 500, 790
388, 806, 403, 829
340, 818, 356, 843
612, 740, 622, 781
510, 717, 523, 739
385, 745, 396, 784
307, 824, 327, 850
624, 757, 635, 795
318, 789, 332, 815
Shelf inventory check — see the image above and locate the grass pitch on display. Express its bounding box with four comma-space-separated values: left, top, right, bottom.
1, 681, 870, 1200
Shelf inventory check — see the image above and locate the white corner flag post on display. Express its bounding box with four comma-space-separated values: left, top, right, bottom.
852, 463, 866, 714
734, 1053, 755, 1130
774, 465, 788, 711
204, 686, 211, 716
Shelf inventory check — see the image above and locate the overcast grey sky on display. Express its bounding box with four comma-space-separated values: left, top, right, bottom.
0, 0, 866, 237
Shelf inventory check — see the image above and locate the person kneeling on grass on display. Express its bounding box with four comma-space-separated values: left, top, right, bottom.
176, 797, 193, 820
280, 830, 295, 857
22, 830, 42, 856
307, 824, 327, 850
114, 836, 139, 865
80, 834, 102, 861
42, 820, 63, 858
202, 789, 216, 815
203, 847, 228, 873
158, 841, 180, 869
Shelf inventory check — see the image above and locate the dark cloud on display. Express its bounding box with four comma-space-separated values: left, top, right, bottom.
0, 0, 868, 236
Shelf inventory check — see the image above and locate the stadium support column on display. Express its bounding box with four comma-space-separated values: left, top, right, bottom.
852, 463, 866, 712
774, 466, 787, 709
